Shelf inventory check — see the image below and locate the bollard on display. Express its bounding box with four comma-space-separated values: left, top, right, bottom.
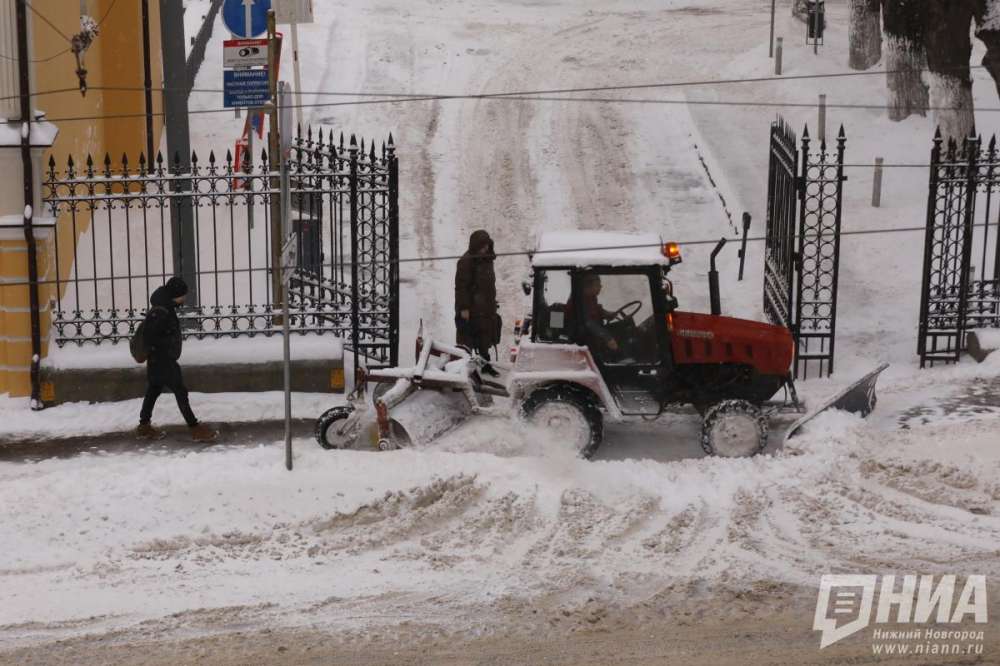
775, 37, 783, 75
818, 94, 827, 143
872, 157, 884, 207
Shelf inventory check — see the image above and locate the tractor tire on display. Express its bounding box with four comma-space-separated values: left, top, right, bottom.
315, 406, 356, 450
521, 386, 603, 459
701, 400, 768, 458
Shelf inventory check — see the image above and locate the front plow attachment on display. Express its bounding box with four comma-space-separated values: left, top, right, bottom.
783, 363, 890, 443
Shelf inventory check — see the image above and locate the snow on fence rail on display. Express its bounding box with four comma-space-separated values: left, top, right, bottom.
41, 128, 400, 367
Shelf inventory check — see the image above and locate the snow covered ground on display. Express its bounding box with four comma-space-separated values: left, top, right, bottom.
2, 372, 999, 650
4, 0, 1000, 660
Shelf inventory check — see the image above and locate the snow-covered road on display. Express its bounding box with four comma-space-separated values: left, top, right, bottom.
2, 362, 1000, 649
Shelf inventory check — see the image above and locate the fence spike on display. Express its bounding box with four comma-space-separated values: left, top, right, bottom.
340, 132, 345, 149
350, 134, 358, 150
297, 122, 302, 141
121, 152, 129, 167
307, 125, 313, 143
801, 125, 810, 139
225, 148, 233, 165
360, 137, 365, 153
209, 150, 216, 165
191, 150, 199, 164
370, 141, 376, 161
173, 151, 181, 167
838, 124, 845, 140
388, 132, 394, 148
261, 148, 268, 165
990, 135, 997, 153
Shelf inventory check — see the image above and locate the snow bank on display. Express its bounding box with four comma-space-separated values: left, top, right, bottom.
45, 335, 343, 370
1, 408, 999, 646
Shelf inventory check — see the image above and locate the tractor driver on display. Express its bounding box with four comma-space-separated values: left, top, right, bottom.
567, 273, 620, 356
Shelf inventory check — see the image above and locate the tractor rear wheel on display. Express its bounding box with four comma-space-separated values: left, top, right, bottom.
521, 386, 603, 459
701, 400, 768, 458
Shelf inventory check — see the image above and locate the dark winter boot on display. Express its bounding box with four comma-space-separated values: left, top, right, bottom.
190, 423, 219, 443
135, 423, 164, 440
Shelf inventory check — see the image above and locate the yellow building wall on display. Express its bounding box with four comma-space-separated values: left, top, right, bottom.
0, 1, 166, 397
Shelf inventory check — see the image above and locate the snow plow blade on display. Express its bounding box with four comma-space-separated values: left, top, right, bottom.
783, 363, 889, 443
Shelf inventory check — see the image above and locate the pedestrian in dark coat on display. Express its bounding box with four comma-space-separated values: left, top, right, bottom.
135, 277, 217, 442
455, 229, 500, 362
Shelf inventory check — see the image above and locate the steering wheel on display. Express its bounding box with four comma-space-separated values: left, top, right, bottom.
607, 300, 642, 323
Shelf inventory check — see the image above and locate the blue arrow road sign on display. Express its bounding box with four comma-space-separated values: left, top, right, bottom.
224, 68, 271, 108
223, 0, 272, 38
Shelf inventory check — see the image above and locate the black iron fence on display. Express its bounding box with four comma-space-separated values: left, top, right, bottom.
42, 127, 399, 367
764, 117, 846, 379
918, 131, 1000, 367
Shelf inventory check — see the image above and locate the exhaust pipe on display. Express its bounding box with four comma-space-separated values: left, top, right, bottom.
709, 238, 727, 316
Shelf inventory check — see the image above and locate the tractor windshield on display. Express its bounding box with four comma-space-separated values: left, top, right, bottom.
568, 271, 657, 365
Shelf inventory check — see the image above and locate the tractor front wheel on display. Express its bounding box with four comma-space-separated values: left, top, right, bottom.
521, 386, 603, 459
701, 400, 768, 458
315, 406, 357, 450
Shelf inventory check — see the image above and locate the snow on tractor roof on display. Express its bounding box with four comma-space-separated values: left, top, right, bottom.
532, 231, 670, 268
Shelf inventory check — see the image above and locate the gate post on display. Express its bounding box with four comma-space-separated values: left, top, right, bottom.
387, 135, 400, 367
957, 134, 981, 356
348, 136, 361, 371
918, 129, 943, 367
827, 126, 847, 376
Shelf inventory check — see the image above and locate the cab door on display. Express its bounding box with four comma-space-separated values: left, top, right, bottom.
571, 269, 668, 416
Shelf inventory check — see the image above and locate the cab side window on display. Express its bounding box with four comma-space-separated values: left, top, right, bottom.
534, 269, 573, 343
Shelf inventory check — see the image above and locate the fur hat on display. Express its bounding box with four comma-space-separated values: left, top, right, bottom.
165, 276, 189, 298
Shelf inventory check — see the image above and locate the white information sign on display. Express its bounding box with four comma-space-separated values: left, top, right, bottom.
274, 0, 314, 24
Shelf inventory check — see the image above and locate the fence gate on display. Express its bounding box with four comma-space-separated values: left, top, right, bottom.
918, 132, 1000, 367
763, 118, 846, 379
42, 127, 400, 368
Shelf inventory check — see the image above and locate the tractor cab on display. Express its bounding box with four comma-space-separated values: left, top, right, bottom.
518, 232, 682, 416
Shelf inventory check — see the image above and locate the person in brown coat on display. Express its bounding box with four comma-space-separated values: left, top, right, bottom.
455, 229, 500, 364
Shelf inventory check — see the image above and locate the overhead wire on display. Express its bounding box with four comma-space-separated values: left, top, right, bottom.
0, 221, 985, 291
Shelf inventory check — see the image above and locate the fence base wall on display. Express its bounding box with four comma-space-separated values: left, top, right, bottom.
40, 356, 345, 406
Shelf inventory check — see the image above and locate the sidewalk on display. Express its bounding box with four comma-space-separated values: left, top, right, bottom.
0, 391, 341, 451
0, 419, 316, 463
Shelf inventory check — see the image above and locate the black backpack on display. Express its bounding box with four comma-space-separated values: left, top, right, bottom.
129, 306, 167, 363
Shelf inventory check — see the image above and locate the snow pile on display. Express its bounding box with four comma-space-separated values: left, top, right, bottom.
2, 411, 999, 646
45, 335, 343, 370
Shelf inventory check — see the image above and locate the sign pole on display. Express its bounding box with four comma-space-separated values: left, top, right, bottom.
267, 9, 284, 318
278, 82, 294, 471
291, 20, 304, 129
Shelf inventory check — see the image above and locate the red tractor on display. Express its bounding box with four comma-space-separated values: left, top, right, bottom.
316, 232, 883, 458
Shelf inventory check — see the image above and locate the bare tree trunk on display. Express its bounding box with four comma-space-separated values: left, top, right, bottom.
974, 1, 1000, 121
925, 0, 975, 140
849, 0, 882, 70
883, 0, 929, 121
792, 0, 809, 22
